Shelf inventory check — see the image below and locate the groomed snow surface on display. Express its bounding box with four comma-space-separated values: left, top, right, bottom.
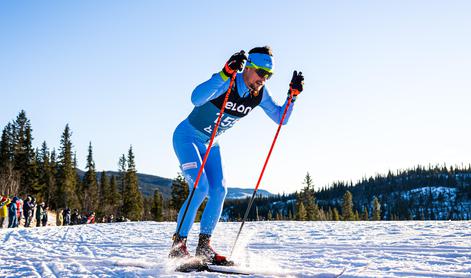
1, 221, 470, 277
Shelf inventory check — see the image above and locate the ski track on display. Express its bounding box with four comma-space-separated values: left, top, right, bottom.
0, 221, 470, 277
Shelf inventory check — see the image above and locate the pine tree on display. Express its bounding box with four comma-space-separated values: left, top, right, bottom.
100, 171, 111, 215
118, 154, 126, 196
362, 206, 369, 221
11, 111, 38, 195
151, 189, 164, 221
170, 173, 189, 210
332, 207, 340, 221
0, 123, 20, 195
342, 191, 354, 220
372, 196, 381, 221
37, 142, 54, 203
57, 124, 80, 209
109, 175, 120, 215
47, 149, 58, 209
296, 201, 307, 220
122, 146, 143, 220
82, 142, 99, 212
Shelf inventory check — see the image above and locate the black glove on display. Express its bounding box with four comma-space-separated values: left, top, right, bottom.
290, 70, 304, 95
222, 50, 247, 77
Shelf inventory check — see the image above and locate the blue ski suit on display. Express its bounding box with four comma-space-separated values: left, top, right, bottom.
173, 70, 295, 237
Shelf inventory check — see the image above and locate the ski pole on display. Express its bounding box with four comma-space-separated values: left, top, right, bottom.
175, 72, 237, 239
229, 88, 297, 258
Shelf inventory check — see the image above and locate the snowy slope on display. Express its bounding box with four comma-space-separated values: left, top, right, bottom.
1, 221, 470, 277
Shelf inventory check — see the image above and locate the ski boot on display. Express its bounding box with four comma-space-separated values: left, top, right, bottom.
195, 234, 234, 266
169, 233, 190, 258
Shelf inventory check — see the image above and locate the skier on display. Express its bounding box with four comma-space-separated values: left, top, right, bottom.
169, 46, 304, 265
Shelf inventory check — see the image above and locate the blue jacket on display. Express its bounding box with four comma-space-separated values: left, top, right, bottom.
179, 71, 295, 142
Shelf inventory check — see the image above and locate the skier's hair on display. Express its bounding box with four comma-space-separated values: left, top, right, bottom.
249, 46, 273, 56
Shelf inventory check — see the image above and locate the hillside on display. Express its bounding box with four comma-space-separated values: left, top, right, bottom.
76, 170, 273, 199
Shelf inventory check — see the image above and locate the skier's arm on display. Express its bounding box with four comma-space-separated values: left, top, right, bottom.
191, 51, 247, 106
191, 72, 230, 106
260, 71, 304, 125
259, 88, 295, 125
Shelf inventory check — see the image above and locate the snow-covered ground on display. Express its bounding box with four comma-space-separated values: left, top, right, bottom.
1, 221, 470, 277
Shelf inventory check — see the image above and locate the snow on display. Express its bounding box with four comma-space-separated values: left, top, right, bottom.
1, 221, 470, 277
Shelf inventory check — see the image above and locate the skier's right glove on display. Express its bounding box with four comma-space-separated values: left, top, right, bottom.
222, 50, 247, 78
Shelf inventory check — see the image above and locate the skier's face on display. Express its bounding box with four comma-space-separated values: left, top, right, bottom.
243, 67, 268, 93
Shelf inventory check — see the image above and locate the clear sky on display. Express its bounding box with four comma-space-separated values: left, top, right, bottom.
1, 1, 470, 194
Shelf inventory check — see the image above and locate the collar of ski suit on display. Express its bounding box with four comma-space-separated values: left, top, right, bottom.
235, 72, 252, 98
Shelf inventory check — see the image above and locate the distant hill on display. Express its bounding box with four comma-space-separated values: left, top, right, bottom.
76, 170, 273, 199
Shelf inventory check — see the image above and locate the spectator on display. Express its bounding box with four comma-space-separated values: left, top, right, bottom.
71, 209, 80, 225
8, 196, 19, 228
23, 195, 36, 227
56, 209, 63, 226
86, 212, 96, 224
36, 202, 44, 227
41, 205, 48, 227
107, 214, 114, 223
63, 208, 71, 226
15, 197, 23, 226
0, 195, 10, 228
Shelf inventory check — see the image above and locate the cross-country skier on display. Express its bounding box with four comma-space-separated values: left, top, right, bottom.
169, 46, 304, 265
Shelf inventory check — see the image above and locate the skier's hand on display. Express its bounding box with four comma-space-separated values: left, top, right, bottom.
222, 50, 247, 77
289, 70, 304, 96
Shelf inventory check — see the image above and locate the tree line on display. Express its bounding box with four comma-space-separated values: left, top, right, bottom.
2, 110, 470, 222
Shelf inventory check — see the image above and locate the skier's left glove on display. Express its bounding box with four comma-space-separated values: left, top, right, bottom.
288, 70, 304, 101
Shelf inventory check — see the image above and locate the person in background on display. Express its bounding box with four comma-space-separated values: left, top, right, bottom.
0, 195, 10, 228
63, 207, 71, 226
23, 195, 36, 227
56, 209, 64, 226
8, 196, 19, 228
41, 205, 48, 227
36, 202, 44, 227
71, 209, 80, 225
86, 212, 96, 224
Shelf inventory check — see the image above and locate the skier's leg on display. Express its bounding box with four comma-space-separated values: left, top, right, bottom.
200, 144, 227, 235
173, 136, 210, 238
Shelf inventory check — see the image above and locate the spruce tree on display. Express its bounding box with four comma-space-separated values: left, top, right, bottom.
332, 207, 340, 221
296, 201, 307, 220
0, 123, 20, 195
341, 191, 354, 220
100, 171, 111, 215
151, 189, 164, 221
47, 149, 58, 209
82, 142, 99, 212
122, 146, 143, 220
372, 196, 381, 220
37, 142, 53, 203
362, 206, 369, 221
109, 175, 120, 215
57, 124, 80, 209
12, 111, 38, 195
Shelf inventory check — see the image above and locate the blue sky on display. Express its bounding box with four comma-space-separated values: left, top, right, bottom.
1, 1, 470, 194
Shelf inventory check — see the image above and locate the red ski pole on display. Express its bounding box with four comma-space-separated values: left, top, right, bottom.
175, 72, 237, 238
230, 88, 297, 258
